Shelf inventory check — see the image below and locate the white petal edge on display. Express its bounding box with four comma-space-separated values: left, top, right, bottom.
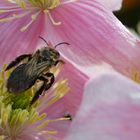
101, 0, 123, 11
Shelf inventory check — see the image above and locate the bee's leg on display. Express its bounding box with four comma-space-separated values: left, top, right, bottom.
54, 59, 65, 66
30, 73, 55, 105
30, 82, 46, 105
5, 54, 32, 71
43, 73, 55, 91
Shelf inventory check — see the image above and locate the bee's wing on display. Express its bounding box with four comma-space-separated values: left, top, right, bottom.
5, 54, 32, 71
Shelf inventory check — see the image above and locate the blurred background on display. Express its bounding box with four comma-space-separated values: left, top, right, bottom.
114, 0, 140, 35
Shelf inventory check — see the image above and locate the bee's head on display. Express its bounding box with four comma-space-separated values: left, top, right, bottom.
38, 36, 70, 62
40, 47, 60, 61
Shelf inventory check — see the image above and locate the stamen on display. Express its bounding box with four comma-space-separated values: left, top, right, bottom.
133, 73, 140, 83
37, 64, 70, 114
131, 67, 140, 83
1, 0, 76, 32
61, 0, 77, 5
45, 11, 61, 25
0, 64, 70, 139
37, 117, 71, 129
15, 0, 26, 9
38, 130, 57, 135
0, 7, 21, 13
43, 79, 70, 108
51, 62, 64, 77
47, 0, 60, 9
8, 0, 16, 3
20, 11, 41, 32
0, 11, 30, 22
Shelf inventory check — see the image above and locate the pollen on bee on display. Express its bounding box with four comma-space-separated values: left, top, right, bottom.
50, 61, 64, 77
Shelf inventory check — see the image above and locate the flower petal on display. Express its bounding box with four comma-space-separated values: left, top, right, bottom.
39, 61, 88, 139
65, 72, 140, 140
42, 0, 140, 77
43, 61, 87, 117
1, 0, 140, 79
0, 13, 45, 66
101, 0, 123, 11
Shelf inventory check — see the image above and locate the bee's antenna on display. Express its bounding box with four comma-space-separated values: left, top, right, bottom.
39, 36, 49, 46
55, 42, 70, 48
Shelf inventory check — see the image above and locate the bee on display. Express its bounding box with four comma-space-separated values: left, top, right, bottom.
5, 37, 70, 105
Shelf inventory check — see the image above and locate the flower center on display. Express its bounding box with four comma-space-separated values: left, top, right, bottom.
0, 0, 76, 31
8, 0, 60, 10
28, 0, 60, 10
0, 64, 70, 140
0, 0, 61, 31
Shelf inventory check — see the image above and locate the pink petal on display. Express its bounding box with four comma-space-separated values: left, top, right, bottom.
1, 0, 140, 79
42, 0, 140, 77
65, 72, 140, 140
0, 0, 14, 6
101, 0, 123, 11
39, 61, 88, 139
0, 13, 45, 66
0, 7, 89, 139
43, 61, 87, 117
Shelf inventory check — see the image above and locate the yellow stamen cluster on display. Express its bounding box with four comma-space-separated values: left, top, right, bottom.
0, 65, 70, 140
8, 0, 60, 10
28, 0, 60, 10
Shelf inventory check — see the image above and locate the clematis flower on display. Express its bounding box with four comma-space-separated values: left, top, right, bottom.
0, 0, 140, 81
0, 63, 86, 140
1, 65, 140, 140
65, 72, 140, 140
1, 0, 140, 139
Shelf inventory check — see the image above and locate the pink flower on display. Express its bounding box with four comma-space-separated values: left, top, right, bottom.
1, 0, 140, 139
65, 72, 140, 140
0, 0, 140, 80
